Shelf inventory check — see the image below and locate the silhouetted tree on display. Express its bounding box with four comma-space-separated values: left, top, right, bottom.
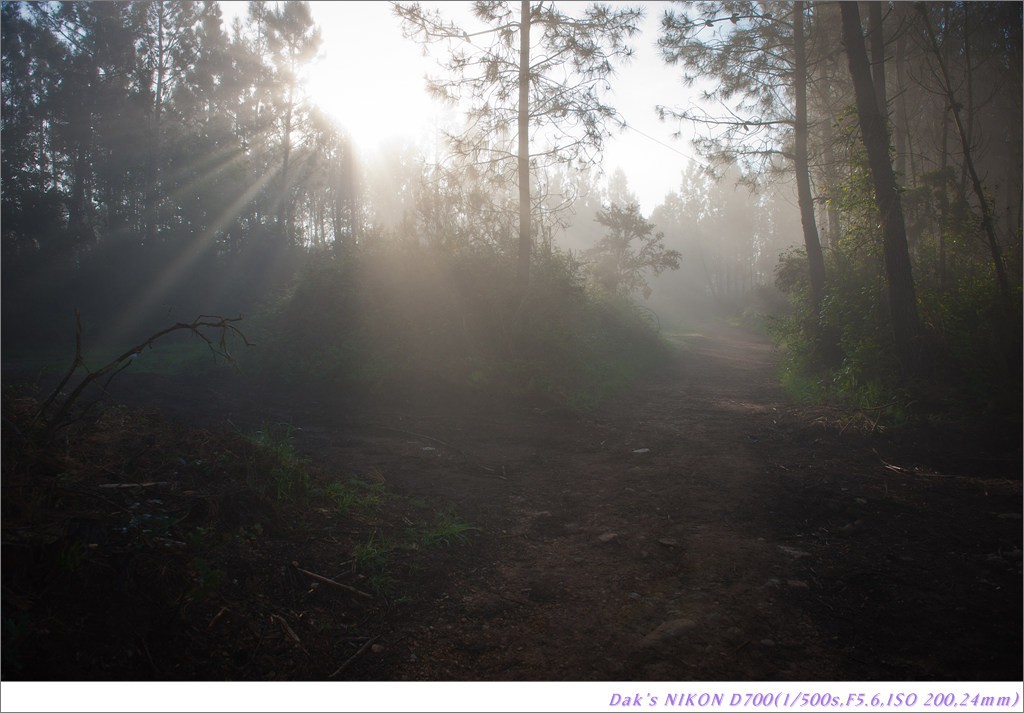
265, 0, 321, 245
916, 4, 1009, 300
133, 0, 205, 244
586, 202, 680, 298
839, 1, 921, 371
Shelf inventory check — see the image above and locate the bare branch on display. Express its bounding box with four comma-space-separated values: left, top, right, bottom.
35, 312, 252, 437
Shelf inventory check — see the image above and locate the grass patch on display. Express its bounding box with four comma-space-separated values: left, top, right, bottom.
778, 362, 827, 405
323, 476, 386, 515
349, 509, 475, 599
0, 388, 477, 677
238, 421, 311, 502
415, 511, 475, 548
353, 532, 397, 597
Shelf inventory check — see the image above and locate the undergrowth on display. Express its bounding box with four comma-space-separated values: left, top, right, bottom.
1, 392, 473, 677
350, 510, 475, 599
250, 243, 672, 412
238, 420, 311, 502
772, 245, 1022, 444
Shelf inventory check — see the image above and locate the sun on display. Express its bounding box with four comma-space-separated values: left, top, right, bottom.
302, 57, 431, 152
300, 2, 448, 154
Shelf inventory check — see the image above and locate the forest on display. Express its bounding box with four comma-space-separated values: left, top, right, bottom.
2, 0, 1021, 695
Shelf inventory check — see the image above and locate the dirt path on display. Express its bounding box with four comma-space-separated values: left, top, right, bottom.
278, 323, 1021, 681
30, 321, 1018, 682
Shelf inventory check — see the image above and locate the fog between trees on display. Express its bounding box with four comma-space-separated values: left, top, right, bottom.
2, 2, 1020, 429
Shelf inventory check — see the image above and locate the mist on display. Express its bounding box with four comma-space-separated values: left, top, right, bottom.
2, 0, 1021, 697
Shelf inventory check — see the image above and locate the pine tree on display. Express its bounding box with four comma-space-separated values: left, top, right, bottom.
658, 1, 826, 311
394, 1, 643, 287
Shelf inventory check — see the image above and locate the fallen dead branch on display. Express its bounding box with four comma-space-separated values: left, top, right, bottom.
97, 482, 170, 489
873, 450, 954, 478
270, 614, 308, 656
208, 606, 229, 630
291, 561, 373, 600
329, 635, 380, 679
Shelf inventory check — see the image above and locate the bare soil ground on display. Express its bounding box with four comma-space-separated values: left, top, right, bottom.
3, 322, 1021, 681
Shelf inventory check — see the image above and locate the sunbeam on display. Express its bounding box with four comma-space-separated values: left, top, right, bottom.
99, 157, 284, 347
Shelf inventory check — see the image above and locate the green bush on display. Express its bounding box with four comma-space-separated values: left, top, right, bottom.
250, 240, 672, 412
240, 421, 311, 502
772, 203, 1021, 437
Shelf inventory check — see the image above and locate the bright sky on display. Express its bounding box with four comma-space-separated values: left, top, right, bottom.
222, 1, 702, 215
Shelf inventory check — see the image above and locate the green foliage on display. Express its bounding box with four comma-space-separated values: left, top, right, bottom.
657, 1, 799, 176
774, 237, 914, 410
25, 313, 249, 440
918, 274, 1022, 420
188, 557, 226, 603
254, 241, 672, 412
351, 508, 475, 598
352, 533, 396, 597
241, 421, 311, 503
774, 177, 1022, 436
323, 477, 385, 515
1, 1, 354, 350
585, 202, 681, 298
185, 526, 217, 548
394, 1, 643, 179
416, 511, 475, 548
3, 340, 223, 380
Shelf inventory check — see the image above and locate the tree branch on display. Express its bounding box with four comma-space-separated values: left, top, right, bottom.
35, 312, 252, 436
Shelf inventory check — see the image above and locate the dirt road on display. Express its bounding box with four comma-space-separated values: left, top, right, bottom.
280, 323, 1022, 681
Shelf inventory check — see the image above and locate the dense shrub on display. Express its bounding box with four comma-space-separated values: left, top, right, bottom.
772, 226, 1021, 441
249, 240, 671, 411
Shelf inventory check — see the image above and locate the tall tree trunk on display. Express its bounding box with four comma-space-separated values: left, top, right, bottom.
867, 2, 886, 116
145, 8, 165, 245
516, 0, 531, 288
822, 136, 840, 248
68, 144, 88, 243
278, 42, 294, 247
893, 2, 920, 247
279, 97, 293, 244
918, 4, 1010, 299
840, 1, 922, 371
893, 4, 906, 181
793, 0, 826, 309
959, 4, 973, 199
938, 106, 949, 291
